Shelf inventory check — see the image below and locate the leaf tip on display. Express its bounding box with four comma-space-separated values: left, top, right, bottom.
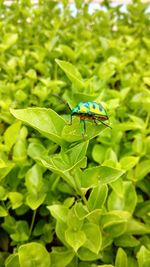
55, 58, 59, 64
10, 108, 16, 116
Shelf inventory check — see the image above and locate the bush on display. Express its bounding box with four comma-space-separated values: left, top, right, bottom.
0, 1, 150, 266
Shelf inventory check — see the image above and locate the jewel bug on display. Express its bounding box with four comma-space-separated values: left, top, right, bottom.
69, 101, 111, 137
52, 95, 111, 137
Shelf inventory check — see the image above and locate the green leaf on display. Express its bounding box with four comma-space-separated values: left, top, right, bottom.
5, 254, 20, 267
0, 159, 6, 168
62, 117, 106, 142
2, 33, 18, 50
10, 221, 29, 242
10, 108, 66, 146
114, 234, 140, 247
101, 211, 129, 238
3, 121, 21, 151
67, 205, 83, 231
2, 216, 16, 234
88, 184, 108, 210
108, 181, 137, 214
8, 192, 23, 209
135, 160, 150, 181
82, 222, 102, 254
48, 140, 87, 172
39, 142, 88, 189
137, 179, 150, 196
81, 166, 125, 188
61, 141, 88, 168
65, 228, 86, 252
84, 209, 102, 225
56, 59, 84, 89
0, 161, 14, 181
13, 139, 27, 162
74, 202, 88, 220
135, 200, 150, 223
50, 247, 74, 267
26, 192, 46, 210
117, 122, 143, 131
128, 257, 139, 267
104, 221, 127, 238
99, 62, 115, 80
0, 186, 6, 200
25, 164, 46, 209
139, 236, 150, 250
77, 247, 100, 261
92, 144, 107, 164
58, 44, 76, 61
143, 77, 150, 86
56, 221, 68, 246
18, 242, 50, 267
27, 142, 48, 160
120, 156, 139, 171
26, 69, 37, 80
115, 248, 128, 267
73, 92, 99, 103
137, 246, 150, 267
33, 220, 45, 236
25, 164, 43, 195
110, 178, 124, 197
12, 127, 28, 162
47, 204, 68, 223
125, 218, 150, 235
1, 2, 150, 265
0, 206, 8, 217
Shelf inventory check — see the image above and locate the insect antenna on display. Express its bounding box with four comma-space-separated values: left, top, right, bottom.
52, 94, 71, 111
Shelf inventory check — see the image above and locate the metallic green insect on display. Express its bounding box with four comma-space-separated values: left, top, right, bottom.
69, 101, 111, 137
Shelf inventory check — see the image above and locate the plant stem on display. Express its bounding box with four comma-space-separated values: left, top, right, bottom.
73, 172, 88, 207
29, 209, 36, 237
79, 188, 88, 207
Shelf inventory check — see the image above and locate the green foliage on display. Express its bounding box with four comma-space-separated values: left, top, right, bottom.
5, 242, 51, 267
0, 1, 150, 266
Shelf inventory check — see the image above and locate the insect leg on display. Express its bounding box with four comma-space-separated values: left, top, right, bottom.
68, 114, 72, 125
80, 118, 86, 138
93, 118, 98, 125
96, 118, 112, 129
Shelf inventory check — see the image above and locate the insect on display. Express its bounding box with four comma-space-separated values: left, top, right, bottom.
69, 101, 111, 137
52, 95, 111, 137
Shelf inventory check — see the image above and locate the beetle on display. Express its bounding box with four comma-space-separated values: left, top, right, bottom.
52, 95, 111, 137
69, 101, 111, 137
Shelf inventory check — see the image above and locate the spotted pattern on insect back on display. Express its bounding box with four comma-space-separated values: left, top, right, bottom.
84, 103, 89, 108
79, 105, 88, 113
71, 101, 108, 117
88, 103, 102, 115
99, 105, 103, 111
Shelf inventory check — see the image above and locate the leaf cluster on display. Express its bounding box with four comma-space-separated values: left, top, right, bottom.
0, 1, 150, 267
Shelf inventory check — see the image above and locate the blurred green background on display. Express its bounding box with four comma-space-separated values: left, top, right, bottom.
0, 1, 150, 267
